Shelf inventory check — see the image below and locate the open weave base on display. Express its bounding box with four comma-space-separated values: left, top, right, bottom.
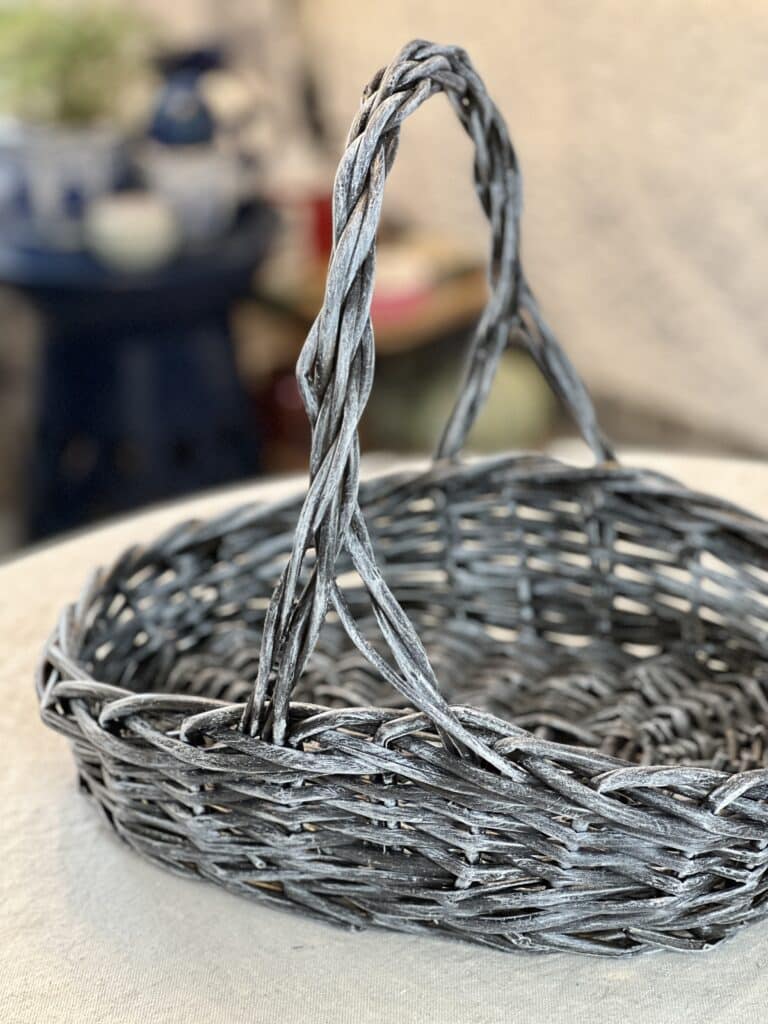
169, 629, 768, 775
39, 459, 768, 956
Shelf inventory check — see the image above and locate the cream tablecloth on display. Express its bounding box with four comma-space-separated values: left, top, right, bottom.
2, 452, 767, 1024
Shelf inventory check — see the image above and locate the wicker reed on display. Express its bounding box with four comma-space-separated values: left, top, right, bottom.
38, 40, 768, 956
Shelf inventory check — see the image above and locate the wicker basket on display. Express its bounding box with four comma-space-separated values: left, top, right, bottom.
38, 40, 768, 956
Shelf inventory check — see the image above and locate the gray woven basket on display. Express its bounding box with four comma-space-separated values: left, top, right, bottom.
38, 40, 768, 956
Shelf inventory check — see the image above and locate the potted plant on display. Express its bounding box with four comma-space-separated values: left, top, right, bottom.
0, 3, 154, 247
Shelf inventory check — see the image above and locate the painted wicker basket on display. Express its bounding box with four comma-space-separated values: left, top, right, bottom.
38, 40, 768, 956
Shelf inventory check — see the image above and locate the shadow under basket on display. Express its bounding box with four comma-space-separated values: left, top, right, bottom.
38, 40, 768, 956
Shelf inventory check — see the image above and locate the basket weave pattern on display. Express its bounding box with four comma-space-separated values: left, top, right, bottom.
38, 41, 768, 956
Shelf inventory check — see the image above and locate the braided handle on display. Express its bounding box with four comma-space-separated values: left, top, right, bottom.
241, 40, 613, 753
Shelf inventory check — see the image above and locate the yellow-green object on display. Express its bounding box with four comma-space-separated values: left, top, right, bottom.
0, 4, 152, 126
405, 350, 556, 452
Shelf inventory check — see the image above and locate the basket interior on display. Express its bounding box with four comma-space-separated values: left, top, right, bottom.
79, 467, 768, 773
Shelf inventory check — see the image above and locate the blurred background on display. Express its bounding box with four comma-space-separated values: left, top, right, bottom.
1, 0, 766, 556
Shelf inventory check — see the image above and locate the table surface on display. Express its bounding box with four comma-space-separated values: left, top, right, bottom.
3, 451, 768, 1024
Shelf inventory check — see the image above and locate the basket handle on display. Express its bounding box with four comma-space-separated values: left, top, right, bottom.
241, 40, 613, 756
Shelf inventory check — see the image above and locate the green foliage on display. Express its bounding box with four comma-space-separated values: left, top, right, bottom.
0, 3, 152, 125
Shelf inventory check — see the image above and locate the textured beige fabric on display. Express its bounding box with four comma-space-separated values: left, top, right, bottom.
304, 2, 768, 451
2, 453, 768, 1024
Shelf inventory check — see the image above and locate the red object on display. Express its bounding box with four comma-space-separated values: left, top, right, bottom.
308, 190, 333, 259
370, 284, 430, 327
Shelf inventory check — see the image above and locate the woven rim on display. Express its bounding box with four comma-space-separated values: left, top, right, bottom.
39, 453, 768, 775
37, 40, 768, 956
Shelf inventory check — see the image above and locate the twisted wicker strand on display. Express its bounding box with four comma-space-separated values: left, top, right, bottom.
242, 40, 610, 744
